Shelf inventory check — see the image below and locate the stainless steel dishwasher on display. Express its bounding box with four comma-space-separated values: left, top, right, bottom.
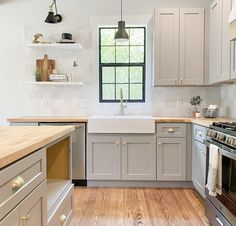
39, 122, 86, 186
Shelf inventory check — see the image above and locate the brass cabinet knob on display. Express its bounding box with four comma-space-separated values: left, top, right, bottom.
167, 128, 175, 133
60, 214, 67, 224
12, 176, 25, 190
20, 214, 30, 226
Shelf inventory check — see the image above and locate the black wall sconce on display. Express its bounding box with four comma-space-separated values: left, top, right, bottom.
45, 0, 62, 24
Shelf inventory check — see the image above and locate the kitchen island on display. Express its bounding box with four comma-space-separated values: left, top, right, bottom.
0, 126, 75, 226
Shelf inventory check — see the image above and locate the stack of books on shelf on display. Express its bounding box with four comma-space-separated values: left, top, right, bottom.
49, 74, 68, 82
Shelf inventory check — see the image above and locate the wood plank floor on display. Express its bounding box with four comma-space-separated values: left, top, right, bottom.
70, 187, 209, 226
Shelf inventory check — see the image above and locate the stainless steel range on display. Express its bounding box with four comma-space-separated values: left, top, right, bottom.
206, 122, 236, 226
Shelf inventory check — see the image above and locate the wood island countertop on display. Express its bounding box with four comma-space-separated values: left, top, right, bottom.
7, 116, 235, 128
0, 126, 74, 169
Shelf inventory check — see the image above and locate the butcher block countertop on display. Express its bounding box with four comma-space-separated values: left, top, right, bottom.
0, 126, 74, 169
8, 116, 89, 123
7, 116, 235, 128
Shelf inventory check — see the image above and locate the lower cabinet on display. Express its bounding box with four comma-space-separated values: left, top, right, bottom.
122, 136, 156, 180
192, 140, 206, 198
0, 180, 46, 226
87, 134, 156, 181
157, 138, 186, 181
87, 135, 121, 180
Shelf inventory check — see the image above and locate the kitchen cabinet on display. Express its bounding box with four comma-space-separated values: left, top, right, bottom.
209, 0, 232, 83
0, 128, 74, 226
156, 123, 187, 181
179, 9, 204, 85
192, 140, 206, 198
122, 136, 156, 180
231, 0, 236, 79
0, 181, 46, 226
154, 9, 179, 86
192, 124, 207, 198
87, 134, 156, 181
87, 135, 121, 180
154, 8, 205, 86
157, 138, 186, 181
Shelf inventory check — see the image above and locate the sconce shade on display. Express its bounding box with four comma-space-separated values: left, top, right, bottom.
45, 11, 58, 23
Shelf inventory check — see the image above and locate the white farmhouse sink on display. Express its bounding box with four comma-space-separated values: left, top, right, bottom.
88, 115, 155, 134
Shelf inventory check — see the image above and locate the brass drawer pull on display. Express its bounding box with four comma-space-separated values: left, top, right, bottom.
12, 176, 25, 190
60, 214, 67, 224
167, 128, 175, 133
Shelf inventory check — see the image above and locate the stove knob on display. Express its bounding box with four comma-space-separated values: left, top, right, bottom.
207, 130, 211, 137
211, 132, 217, 138
231, 138, 235, 146
218, 134, 225, 142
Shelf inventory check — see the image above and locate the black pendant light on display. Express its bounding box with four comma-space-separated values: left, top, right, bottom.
45, 0, 62, 24
114, 0, 129, 42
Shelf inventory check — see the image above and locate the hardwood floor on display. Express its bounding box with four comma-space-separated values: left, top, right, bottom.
70, 187, 209, 226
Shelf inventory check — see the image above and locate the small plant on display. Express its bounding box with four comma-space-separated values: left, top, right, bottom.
190, 95, 202, 112
33, 68, 42, 82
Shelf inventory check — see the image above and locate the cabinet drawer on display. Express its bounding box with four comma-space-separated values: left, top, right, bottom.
48, 184, 74, 226
156, 123, 186, 138
0, 148, 46, 220
193, 124, 206, 143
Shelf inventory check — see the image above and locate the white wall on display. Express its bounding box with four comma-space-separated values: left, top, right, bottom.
221, 83, 236, 118
0, 0, 219, 125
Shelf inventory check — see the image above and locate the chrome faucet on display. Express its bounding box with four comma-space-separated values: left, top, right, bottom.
120, 88, 127, 115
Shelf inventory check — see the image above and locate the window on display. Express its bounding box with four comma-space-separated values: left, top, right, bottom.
99, 27, 146, 103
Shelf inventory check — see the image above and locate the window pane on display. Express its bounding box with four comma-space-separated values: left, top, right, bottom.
130, 46, 144, 63
130, 67, 143, 83
130, 29, 144, 45
115, 84, 129, 100
103, 84, 115, 100
101, 29, 115, 46
116, 67, 129, 83
102, 67, 115, 83
130, 84, 143, 100
116, 46, 129, 63
101, 46, 115, 63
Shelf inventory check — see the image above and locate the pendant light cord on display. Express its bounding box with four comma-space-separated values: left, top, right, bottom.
121, 0, 123, 21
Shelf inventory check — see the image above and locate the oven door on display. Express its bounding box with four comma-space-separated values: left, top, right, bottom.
206, 140, 236, 225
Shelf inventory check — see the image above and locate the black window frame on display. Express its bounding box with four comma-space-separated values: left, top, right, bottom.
99, 27, 146, 103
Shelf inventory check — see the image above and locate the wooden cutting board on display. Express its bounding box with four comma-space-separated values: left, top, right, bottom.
36, 54, 55, 81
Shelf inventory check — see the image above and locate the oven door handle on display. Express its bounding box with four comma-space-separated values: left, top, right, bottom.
206, 140, 236, 160
216, 216, 224, 226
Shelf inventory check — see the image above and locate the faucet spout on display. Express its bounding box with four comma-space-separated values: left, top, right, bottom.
120, 88, 127, 115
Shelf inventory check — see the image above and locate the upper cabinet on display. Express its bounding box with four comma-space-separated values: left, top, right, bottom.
154, 8, 205, 86
209, 0, 233, 83
154, 9, 180, 86
179, 9, 204, 85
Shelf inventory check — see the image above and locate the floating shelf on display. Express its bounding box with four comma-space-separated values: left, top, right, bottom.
28, 81, 84, 86
26, 43, 82, 50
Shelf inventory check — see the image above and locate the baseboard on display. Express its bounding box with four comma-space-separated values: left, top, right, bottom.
87, 180, 193, 188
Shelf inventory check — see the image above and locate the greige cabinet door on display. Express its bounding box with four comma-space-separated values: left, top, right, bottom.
209, 0, 222, 83
157, 138, 186, 181
87, 135, 121, 180
192, 140, 206, 198
179, 8, 204, 85
122, 135, 156, 180
19, 181, 47, 226
154, 8, 180, 86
